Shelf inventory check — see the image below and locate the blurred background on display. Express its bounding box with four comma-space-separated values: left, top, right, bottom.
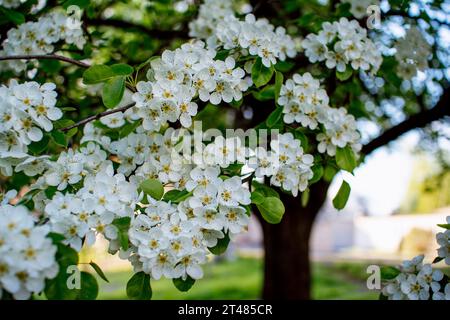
78, 130, 450, 299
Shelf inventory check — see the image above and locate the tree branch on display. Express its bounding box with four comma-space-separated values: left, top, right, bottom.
85, 18, 189, 40
0, 54, 90, 68
60, 102, 136, 132
0, 54, 136, 92
361, 89, 450, 155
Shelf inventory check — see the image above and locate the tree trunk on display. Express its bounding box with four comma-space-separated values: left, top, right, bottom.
259, 181, 330, 299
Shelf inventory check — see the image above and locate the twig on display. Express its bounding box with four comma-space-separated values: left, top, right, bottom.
60, 102, 136, 132
0, 54, 90, 68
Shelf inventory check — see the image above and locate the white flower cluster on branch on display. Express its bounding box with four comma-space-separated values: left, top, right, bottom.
394, 26, 432, 80
127, 173, 251, 280
341, 0, 380, 19
132, 41, 248, 130
278, 73, 362, 156
0, 80, 62, 176
44, 160, 140, 251
382, 255, 448, 300
436, 217, 450, 265
0, 197, 58, 300
0, 0, 24, 8
188, 0, 236, 39
0, 10, 85, 72
189, 0, 297, 67
251, 133, 314, 196
302, 18, 382, 73
382, 217, 450, 300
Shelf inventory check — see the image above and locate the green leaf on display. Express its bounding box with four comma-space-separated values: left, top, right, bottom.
336, 68, 353, 81
83, 65, 116, 85
119, 120, 140, 138
40, 59, 62, 73
323, 164, 338, 182
230, 98, 243, 109
66, 127, 78, 138
266, 107, 283, 128
251, 181, 280, 198
173, 276, 195, 292
297, 12, 316, 28
44, 243, 79, 300
437, 224, 450, 230
380, 266, 401, 280
332, 180, 351, 210
111, 63, 134, 76
253, 85, 275, 101
102, 76, 125, 108
112, 217, 131, 251
47, 232, 65, 244
44, 186, 58, 199
293, 130, 309, 151
250, 190, 265, 205
256, 197, 285, 224
51, 131, 67, 147
62, 0, 90, 9
89, 262, 109, 283
53, 119, 75, 129
309, 165, 324, 184
251, 57, 274, 88
75, 272, 99, 300
162, 189, 191, 204
0, 7, 25, 25
28, 135, 50, 155
274, 71, 284, 103
274, 61, 294, 72
379, 292, 388, 300
336, 146, 357, 172
432, 257, 444, 264
126, 272, 152, 300
208, 232, 230, 255
139, 179, 164, 200
56, 243, 79, 269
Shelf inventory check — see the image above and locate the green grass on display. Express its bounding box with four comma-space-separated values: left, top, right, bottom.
96, 258, 379, 300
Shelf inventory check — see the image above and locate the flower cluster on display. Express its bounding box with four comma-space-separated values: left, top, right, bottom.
394, 26, 431, 80
278, 73, 361, 156
251, 133, 314, 196
43, 159, 140, 251
132, 41, 248, 129
0, 10, 85, 72
0, 0, 25, 9
189, 0, 297, 67
127, 171, 251, 280
382, 217, 450, 300
382, 255, 449, 300
341, 0, 380, 19
110, 128, 185, 179
0, 80, 62, 176
302, 18, 382, 73
436, 217, 450, 265
0, 201, 58, 300
188, 0, 236, 39
207, 14, 297, 67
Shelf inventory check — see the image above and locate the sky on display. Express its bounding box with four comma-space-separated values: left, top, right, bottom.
330, 131, 420, 216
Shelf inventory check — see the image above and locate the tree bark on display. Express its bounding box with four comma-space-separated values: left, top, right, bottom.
258, 181, 330, 299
